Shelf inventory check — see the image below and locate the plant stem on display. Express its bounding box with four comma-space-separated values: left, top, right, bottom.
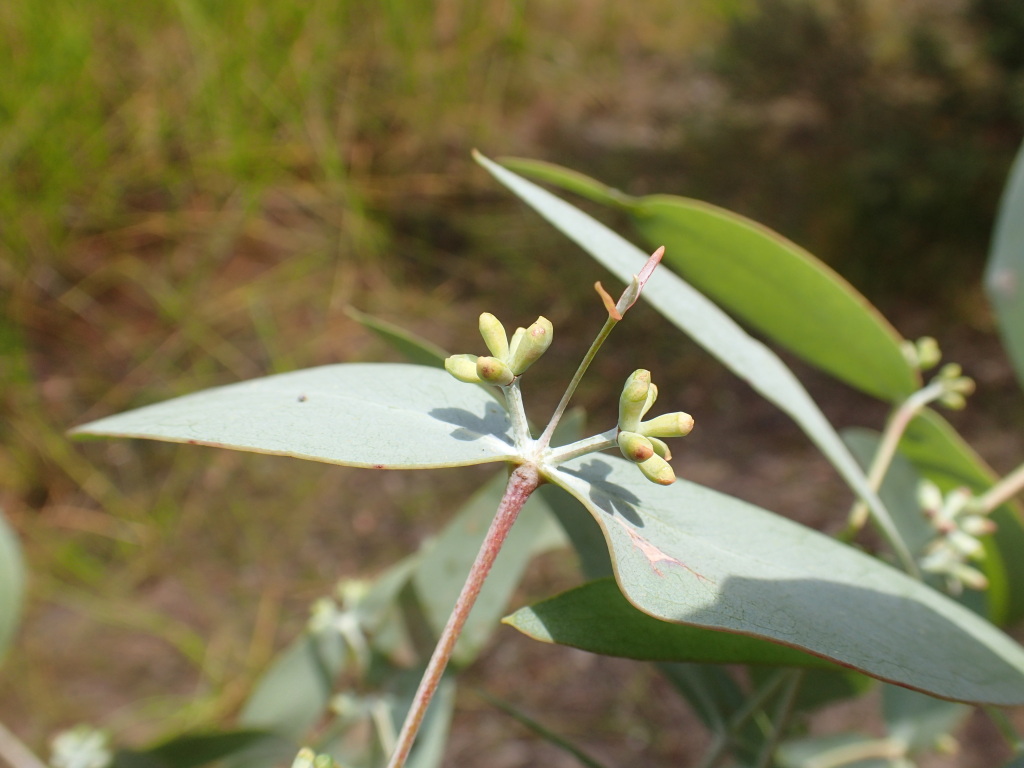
695, 671, 788, 768
385, 462, 541, 768
842, 381, 947, 543
976, 460, 1024, 516
984, 705, 1024, 753
503, 379, 534, 451
0, 722, 48, 768
754, 670, 803, 768
536, 316, 617, 451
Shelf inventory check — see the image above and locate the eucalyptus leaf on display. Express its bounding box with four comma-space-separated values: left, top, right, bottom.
476, 152, 909, 569
0, 508, 24, 663
111, 731, 289, 768
505, 578, 841, 669
502, 157, 917, 401
345, 307, 450, 369
985, 139, 1024, 390
882, 685, 969, 754
239, 630, 348, 741
777, 733, 895, 768
71, 364, 516, 469
545, 454, 1024, 704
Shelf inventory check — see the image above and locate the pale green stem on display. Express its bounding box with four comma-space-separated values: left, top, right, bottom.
544, 428, 618, 465
536, 316, 618, 452
502, 379, 534, 452
385, 463, 541, 768
797, 738, 906, 768
754, 670, 803, 768
844, 380, 948, 540
976, 460, 1024, 516
0, 722, 48, 768
695, 671, 789, 768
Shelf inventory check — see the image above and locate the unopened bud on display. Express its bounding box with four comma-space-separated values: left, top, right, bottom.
637, 454, 676, 485
445, 354, 481, 383
618, 370, 651, 433
478, 313, 509, 359
476, 356, 515, 386
617, 431, 654, 462
642, 383, 658, 419
291, 749, 316, 768
507, 316, 553, 375
648, 436, 672, 461
916, 337, 941, 369
641, 411, 695, 439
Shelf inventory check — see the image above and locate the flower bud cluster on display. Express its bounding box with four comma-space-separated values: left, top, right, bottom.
930, 363, 975, 411
900, 336, 942, 371
616, 369, 694, 485
917, 480, 995, 594
445, 313, 553, 386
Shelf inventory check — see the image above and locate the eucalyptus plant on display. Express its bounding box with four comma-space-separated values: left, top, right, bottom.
31, 142, 1024, 767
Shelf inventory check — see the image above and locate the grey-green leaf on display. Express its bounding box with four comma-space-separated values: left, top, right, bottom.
985, 139, 1024, 391
476, 152, 909, 569
71, 364, 516, 469
0, 508, 24, 664
505, 578, 842, 669
546, 455, 1024, 705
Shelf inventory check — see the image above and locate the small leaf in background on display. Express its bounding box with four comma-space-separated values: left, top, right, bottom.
111, 731, 289, 768
239, 631, 349, 743
985, 139, 1024, 391
882, 685, 970, 755
71, 364, 516, 470
344, 307, 450, 369
546, 454, 1024, 704
503, 158, 919, 401
0, 507, 24, 664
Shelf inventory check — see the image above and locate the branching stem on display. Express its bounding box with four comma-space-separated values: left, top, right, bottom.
385, 463, 541, 768
842, 380, 949, 547
976, 460, 1024, 516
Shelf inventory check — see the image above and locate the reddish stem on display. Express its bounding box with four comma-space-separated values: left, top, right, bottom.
385, 462, 541, 768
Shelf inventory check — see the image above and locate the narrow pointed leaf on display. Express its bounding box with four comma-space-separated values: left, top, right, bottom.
477, 153, 909, 568
503, 158, 918, 401
71, 364, 516, 469
545, 455, 1024, 705
345, 307, 450, 369
505, 578, 842, 669
985, 139, 1024, 390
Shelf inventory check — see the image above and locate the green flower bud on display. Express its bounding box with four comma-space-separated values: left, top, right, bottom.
618, 369, 651, 433
476, 355, 515, 386
642, 383, 658, 419
637, 453, 676, 485
507, 316, 553, 375
444, 354, 481, 383
478, 312, 509, 359
291, 749, 316, 768
617, 431, 654, 462
916, 336, 941, 370
648, 436, 672, 461
640, 411, 695, 439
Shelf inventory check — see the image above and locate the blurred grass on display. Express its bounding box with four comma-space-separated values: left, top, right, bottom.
1, 0, 1023, 760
